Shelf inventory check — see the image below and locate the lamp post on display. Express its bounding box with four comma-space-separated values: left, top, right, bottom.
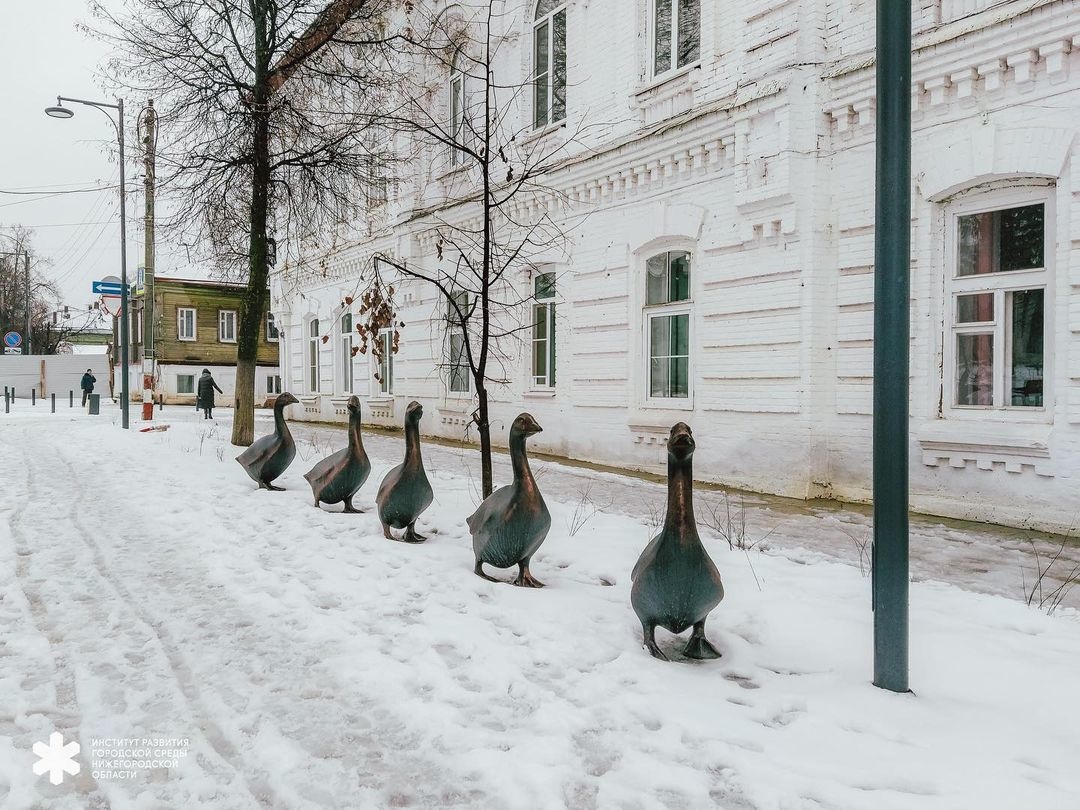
0, 234, 26, 355
46, 96, 129, 429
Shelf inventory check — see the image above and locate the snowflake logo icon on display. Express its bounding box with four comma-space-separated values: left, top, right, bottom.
33, 732, 81, 785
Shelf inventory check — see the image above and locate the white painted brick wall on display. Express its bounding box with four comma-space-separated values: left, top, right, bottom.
270, 0, 1080, 532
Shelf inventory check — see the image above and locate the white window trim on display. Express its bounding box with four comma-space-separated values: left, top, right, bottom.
943, 186, 1053, 424
532, 1, 567, 130
266, 373, 282, 395
339, 312, 355, 395
177, 307, 197, 342
218, 309, 237, 343
446, 291, 471, 394
649, 0, 700, 80
177, 373, 195, 395
639, 247, 694, 408
308, 318, 321, 394
449, 63, 465, 168
377, 328, 394, 395
266, 312, 279, 342
531, 273, 556, 390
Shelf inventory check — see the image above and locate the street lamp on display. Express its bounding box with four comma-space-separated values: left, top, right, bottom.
46, 95, 130, 429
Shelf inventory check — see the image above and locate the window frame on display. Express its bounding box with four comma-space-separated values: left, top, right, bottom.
266, 312, 279, 342
177, 307, 196, 342
531, 271, 557, 389
308, 318, 321, 394
339, 311, 355, 394
377, 327, 394, 395
447, 290, 471, 394
642, 249, 694, 405
176, 373, 195, 395
449, 55, 466, 167
532, 1, 567, 130
943, 187, 1053, 419
650, 0, 701, 80
266, 374, 282, 396
218, 309, 237, 343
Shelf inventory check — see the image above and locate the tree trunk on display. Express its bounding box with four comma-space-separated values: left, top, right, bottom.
231, 0, 272, 447
476, 384, 493, 498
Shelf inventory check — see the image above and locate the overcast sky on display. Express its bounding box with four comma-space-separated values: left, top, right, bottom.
0, 0, 197, 309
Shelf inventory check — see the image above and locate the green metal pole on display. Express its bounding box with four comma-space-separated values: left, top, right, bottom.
872, 0, 911, 692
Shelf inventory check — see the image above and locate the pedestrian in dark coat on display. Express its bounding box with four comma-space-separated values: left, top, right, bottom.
196, 369, 223, 420
80, 369, 96, 406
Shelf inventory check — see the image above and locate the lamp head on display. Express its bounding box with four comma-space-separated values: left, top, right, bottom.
45, 104, 74, 119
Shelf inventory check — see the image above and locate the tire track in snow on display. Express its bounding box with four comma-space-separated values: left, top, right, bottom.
41, 431, 282, 809
8, 427, 106, 805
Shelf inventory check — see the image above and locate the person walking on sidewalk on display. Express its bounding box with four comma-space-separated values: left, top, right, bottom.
196, 369, 223, 420
80, 369, 96, 406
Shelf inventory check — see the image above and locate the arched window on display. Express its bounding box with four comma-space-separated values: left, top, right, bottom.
340, 311, 354, 394
449, 52, 465, 166
644, 251, 691, 399
652, 0, 700, 78
308, 318, 320, 393
533, 1, 566, 129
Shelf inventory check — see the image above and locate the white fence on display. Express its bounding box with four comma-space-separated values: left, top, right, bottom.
0, 355, 110, 400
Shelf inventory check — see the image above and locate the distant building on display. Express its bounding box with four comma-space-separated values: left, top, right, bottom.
125, 276, 280, 405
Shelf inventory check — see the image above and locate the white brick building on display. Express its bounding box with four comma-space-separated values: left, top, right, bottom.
272, 0, 1080, 532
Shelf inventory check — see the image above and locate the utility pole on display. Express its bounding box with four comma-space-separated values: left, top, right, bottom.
141, 100, 157, 421
25, 252, 32, 355
872, 0, 911, 693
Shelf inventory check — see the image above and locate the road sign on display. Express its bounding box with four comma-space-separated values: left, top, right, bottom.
4, 347, 20, 355
3, 331, 22, 348
92, 280, 126, 296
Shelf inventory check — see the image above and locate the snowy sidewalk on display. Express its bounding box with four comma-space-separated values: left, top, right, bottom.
1, 404, 1078, 809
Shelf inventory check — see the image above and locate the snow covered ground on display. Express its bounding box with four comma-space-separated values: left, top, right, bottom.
1, 402, 1079, 809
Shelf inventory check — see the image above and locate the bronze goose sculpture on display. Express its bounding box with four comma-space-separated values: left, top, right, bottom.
375, 401, 433, 542
631, 422, 724, 660
303, 395, 371, 512
236, 391, 299, 491
469, 413, 551, 587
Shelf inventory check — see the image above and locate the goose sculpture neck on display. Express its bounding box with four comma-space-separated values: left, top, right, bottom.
348, 407, 364, 454
404, 416, 423, 468
273, 397, 291, 431
664, 448, 697, 542
510, 427, 535, 488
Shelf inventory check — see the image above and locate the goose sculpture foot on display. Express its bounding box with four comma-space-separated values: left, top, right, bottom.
402, 523, 427, 543
683, 621, 721, 659
512, 562, 545, 588
641, 623, 669, 661
473, 561, 500, 582
342, 498, 364, 514
260, 482, 286, 492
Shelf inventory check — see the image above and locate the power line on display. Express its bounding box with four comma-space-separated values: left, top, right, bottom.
0, 185, 120, 196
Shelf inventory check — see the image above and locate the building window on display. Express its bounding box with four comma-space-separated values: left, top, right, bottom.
653, 0, 700, 78
219, 310, 237, 343
266, 374, 282, 395
177, 307, 196, 341
532, 271, 556, 388
447, 290, 470, 393
378, 328, 394, 395
266, 312, 279, 341
308, 318, 320, 393
177, 374, 195, 394
645, 250, 691, 399
533, 1, 566, 129
950, 200, 1046, 409
340, 312, 355, 394
449, 54, 465, 167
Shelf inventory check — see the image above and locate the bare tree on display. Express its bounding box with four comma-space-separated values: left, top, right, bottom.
356, 2, 584, 497
88, 0, 402, 444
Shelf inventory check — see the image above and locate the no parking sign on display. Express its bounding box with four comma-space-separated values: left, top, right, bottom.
3, 331, 22, 349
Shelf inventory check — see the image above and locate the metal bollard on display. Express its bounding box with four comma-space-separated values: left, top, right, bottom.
51, 393, 55, 413
88, 393, 100, 415
31, 390, 35, 406
4, 392, 8, 414
70, 390, 74, 408
158, 394, 163, 412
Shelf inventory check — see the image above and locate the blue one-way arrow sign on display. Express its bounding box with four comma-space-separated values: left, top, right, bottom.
92, 280, 126, 295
